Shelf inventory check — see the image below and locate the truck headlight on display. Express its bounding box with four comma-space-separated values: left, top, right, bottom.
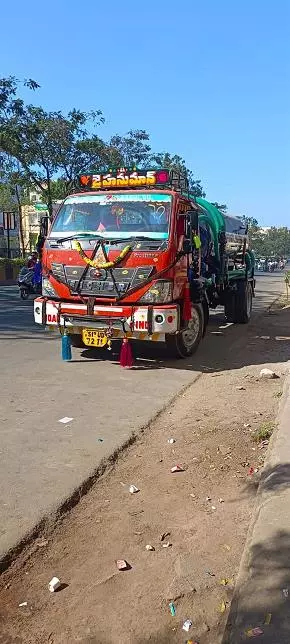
139, 280, 173, 304
42, 277, 58, 297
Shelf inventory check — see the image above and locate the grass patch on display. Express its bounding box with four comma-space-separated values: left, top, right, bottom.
253, 421, 275, 443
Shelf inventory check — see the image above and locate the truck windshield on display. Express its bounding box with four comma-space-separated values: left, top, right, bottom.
50, 193, 172, 240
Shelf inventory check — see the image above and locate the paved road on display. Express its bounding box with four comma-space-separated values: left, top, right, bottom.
0, 273, 285, 560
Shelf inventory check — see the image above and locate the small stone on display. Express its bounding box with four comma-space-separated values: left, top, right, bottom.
129, 485, 139, 494
145, 544, 155, 551
259, 368, 279, 380
116, 559, 130, 571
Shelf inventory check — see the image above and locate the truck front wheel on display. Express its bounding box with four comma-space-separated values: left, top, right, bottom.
166, 304, 204, 358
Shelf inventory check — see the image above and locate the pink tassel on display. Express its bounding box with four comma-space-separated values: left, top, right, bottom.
120, 337, 133, 368
183, 283, 192, 321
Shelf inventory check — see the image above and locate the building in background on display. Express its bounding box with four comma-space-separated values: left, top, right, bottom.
0, 211, 20, 258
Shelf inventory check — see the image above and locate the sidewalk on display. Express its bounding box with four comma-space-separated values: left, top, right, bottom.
223, 360, 290, 643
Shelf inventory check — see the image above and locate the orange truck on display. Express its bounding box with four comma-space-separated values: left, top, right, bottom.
34, 168, 254, 362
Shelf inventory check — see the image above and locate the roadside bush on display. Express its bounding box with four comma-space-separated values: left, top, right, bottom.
0, 257, 26, 268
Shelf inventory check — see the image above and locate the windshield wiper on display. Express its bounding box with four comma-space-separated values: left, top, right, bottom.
55, 233, 166, 245
56, 233, 106, 244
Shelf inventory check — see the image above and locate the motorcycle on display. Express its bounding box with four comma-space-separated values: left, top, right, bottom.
18, 266, 42, 299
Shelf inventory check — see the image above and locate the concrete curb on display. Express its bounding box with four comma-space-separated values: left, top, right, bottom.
223, 363, 290, 643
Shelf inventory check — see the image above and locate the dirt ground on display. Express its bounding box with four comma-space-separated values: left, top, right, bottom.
0, 303, 289, 644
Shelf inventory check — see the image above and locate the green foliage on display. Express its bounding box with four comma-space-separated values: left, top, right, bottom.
0, 256, 26, 267
252, 227, 290, 258
211, 202, 227, 213
241, 215, 259, 229
0, 183, 15, 210
252, 421, 275, 443
153, 152, 205, 197
0, 77, 105, 217
0, 77, 206, 215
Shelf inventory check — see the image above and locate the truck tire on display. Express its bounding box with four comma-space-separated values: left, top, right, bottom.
69, 334, 85, 348
166, 304, 204, 358
233, 280, 252, 323
225, 281, 253, 324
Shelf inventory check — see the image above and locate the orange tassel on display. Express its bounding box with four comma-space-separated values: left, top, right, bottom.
183, 283, 192, 321
120, 337, 133, 368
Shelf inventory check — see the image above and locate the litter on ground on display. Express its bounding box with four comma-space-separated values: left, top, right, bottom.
245, 627, 264, 638
182, 619, 193, 632
169, 602, 176, 616
129, 485, 139, 494
58, 417, 74, 424
48, 577, 61, 592
171, 465, 184, 473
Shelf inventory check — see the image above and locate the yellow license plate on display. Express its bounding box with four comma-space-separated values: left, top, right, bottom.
82, 329, 108, 347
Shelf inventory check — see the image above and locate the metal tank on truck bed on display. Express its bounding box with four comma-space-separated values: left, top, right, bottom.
196, 198, 255, 323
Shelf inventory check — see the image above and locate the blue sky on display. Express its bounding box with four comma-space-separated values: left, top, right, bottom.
1, 1, 289, 225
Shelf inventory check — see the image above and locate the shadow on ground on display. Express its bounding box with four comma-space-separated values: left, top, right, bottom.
78, 305, 290, 375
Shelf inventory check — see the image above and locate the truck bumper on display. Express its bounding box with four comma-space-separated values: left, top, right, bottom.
34, 298, 180, 342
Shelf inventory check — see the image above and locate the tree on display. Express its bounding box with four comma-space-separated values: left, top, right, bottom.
154, 152, 205, 197
0, 77, 105, 220
0, 76, 206, 226
108, 130, 152, 167
251, 227, 290, 258
240, 215, 259, 230
211, 202, 227, 213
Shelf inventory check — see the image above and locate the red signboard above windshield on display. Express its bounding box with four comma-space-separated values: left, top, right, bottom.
79, 168, 170, 191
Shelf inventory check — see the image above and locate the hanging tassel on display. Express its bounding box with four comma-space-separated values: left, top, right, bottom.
183, 283, 192, 322
61, 333, 72, 361
119, 336, 133, 368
